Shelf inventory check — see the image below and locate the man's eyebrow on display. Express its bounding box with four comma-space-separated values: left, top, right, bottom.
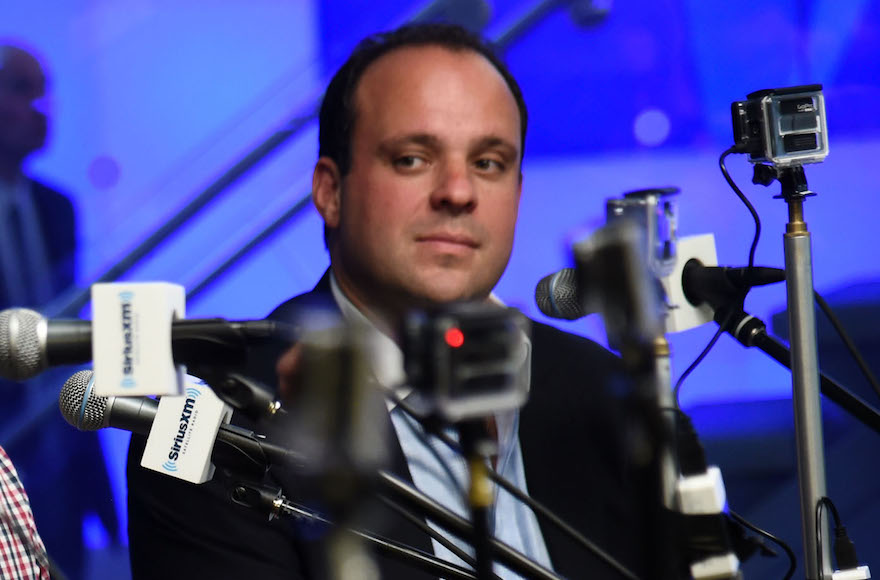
474, 136, 520, 157
377, 133, 443, 153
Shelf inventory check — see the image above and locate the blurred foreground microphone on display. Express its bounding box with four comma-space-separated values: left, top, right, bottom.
536, 263, 784, 323
58, 370, 301, 479
534, 269, 585, 320
0, 308, 289, 381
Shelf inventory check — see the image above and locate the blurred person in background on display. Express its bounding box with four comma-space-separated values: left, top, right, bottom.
0, 43, 118, 580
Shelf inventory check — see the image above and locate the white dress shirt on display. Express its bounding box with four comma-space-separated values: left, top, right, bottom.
329, 274, 554, 579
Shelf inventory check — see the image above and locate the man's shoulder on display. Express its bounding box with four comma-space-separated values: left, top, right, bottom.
28, 178, 73, 204
265, 273, 334, 323
27, 178, 75, 222
529, 319, 622, 372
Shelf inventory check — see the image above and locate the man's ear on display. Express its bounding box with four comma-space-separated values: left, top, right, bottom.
312, 157, 342, 228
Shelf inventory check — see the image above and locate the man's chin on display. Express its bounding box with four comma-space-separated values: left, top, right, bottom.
405, 277, 492, 307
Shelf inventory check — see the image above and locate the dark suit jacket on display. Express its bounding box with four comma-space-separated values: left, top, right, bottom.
0, 178, 76, 308
127, 277, 647, 579
1, 179, 120, 580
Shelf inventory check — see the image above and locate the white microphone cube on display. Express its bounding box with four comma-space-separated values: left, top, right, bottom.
677, 465, 727, 514
141, 377, 232, 484
661, 234, 717, 334
92, 282, 185, 397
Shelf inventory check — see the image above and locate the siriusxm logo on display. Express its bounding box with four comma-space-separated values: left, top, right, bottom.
162, 387, 202, 472
119, 291, 135, 388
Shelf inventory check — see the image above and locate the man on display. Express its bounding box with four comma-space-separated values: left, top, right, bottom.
0, 44, 118, 580
0, 445, 51, 579
127, 24, 646, 579
0, 44, 75, 307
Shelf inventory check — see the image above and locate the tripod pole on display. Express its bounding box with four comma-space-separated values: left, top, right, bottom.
780, 168, 832, 579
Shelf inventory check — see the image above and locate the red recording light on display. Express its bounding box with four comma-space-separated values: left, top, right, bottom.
444, 327, 465, 348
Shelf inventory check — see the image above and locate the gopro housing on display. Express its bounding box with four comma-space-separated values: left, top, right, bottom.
606, 187, 679, 280
731, 84, 828, 167
403, 303, 529, 423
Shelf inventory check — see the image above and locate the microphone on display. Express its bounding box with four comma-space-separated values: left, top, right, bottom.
58, 370, 302, 477
0, 308, 293, 381
535, 263, 785, 321
534, 268, 586, 320
681, 261, 785, 311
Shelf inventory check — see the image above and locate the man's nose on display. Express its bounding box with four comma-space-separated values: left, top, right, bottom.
429, 160, 477, 214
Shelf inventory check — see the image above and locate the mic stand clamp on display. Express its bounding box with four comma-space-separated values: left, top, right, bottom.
189, 366, 283, 421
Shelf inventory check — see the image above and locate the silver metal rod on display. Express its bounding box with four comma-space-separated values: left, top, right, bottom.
655, 338, 678, 509
783, 204, 832, 579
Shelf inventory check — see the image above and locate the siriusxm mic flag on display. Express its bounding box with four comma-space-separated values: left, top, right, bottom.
141, 376, 232, 484
92, 282, 185, 397
659, 234, 717, 333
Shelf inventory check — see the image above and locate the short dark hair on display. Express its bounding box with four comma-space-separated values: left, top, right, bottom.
318, 23, 528, 177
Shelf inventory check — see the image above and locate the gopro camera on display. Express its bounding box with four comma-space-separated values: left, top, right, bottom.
403, 303, 529, 423
731, 84, 828, 167
606, 187, 679, 280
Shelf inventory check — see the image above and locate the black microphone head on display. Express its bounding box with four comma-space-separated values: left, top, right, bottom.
59, 370, 107, 431
535, 268, 586, 320
0, 308, 47, 381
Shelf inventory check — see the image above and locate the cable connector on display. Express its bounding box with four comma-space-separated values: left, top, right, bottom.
831, 565, 870, 580
678, 466, 740, 579
834, 525, 859, 570
818, 496, 871, 579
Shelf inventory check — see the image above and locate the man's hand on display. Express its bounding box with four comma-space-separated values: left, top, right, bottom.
275, 342, 303, 401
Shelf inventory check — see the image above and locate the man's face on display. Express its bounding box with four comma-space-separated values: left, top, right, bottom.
0, 48, 48, 161
315, 45, 523, 321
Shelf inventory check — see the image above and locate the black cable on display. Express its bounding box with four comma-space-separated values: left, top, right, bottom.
814, 291, 880, 403
388, 405, 477, 569
389, 392, 640, 580
816, 497, 829, 575
673, 324, 725, 408
719, 146, 763, 269
395, 401, 467, 498
673, 308, 737, 407
267, 490, 483, 580
816, 496, 862, 573
673, 148, 764, 405
728, 510, 796, 580
378, 495, 491, 577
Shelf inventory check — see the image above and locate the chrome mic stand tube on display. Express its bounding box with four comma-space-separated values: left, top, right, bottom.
780, 172, 831, 580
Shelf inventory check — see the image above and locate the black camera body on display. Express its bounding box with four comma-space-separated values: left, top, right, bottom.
403, 303, 529, 423
731, 84, 828, 167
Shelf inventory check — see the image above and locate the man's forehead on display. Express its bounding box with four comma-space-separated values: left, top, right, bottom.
357, 43, 487, 88
353, 44, 515, 118
347, 43, 522, 159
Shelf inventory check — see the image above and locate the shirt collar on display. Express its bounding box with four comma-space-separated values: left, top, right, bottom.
327, 271, 532, 414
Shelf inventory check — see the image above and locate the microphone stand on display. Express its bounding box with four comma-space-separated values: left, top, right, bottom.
765, 165, 831, 579
457, 420, 496, 580
714, 306, 880, 435
378, 470, 562, 580
574, 220, 683, 577
229, 473, 563, 580
228, 480, 480, 580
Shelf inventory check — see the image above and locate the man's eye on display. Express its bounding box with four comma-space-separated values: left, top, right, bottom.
475, 158, 505, 172
394, 155, 426, 169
